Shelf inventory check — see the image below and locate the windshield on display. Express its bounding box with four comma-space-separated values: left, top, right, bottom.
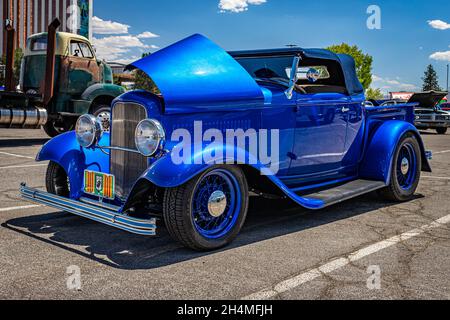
234, 56, 294, 84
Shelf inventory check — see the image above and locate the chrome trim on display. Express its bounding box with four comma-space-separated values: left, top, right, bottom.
285, 55, 301, 99
97, 145, 141, 154
20, 184, 156, 236
110, 102, 148, 200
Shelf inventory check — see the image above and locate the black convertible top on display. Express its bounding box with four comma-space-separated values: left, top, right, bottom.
229, 48, 364, 96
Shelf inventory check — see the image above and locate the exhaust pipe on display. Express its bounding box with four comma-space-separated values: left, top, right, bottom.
0, 106, 48, 128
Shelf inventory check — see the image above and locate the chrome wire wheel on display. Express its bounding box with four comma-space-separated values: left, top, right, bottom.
191, 169, 241, 239
396, 143, 417, 190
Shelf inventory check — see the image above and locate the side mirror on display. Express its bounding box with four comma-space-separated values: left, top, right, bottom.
285, 55, 301, 100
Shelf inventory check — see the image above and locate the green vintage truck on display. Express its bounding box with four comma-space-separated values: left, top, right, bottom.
0, 19, 125, 137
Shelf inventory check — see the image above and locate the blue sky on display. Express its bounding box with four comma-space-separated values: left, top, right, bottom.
93, 0, 450, 94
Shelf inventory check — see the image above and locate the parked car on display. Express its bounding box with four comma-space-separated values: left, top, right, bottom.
21, 34, 431, 251
410, 91, 450, 134
0, 19, 124, 137
440, 102, 450, 111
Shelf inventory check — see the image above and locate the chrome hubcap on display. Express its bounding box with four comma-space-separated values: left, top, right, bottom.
207, 190, 227, 217
401, 157, 409, 175
96, 112, 111, 132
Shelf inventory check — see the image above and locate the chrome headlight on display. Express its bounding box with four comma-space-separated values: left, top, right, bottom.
135, 119, 165, 157
75, 114, 102, 148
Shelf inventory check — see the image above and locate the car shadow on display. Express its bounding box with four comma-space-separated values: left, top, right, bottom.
0, 138, 49, 148
2, 192, 424, 270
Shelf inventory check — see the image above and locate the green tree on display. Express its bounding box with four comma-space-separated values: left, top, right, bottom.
366, 87, 384, 100
422, 64, 442, 92
0, 48, 24, 87
327, 43, 373, 90
133, 53, 160, 94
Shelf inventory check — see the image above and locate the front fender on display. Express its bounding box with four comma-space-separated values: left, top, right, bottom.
81, 83, 125, 102
37, 131, 110, 199
359, 120, 431, 184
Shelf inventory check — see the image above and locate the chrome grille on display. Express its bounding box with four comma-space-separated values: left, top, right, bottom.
110, 102, 148, 200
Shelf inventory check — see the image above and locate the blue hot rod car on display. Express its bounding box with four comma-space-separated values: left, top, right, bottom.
21, 34, 431, 251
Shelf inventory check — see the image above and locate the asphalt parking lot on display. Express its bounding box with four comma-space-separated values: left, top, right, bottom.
0, 128, 449, 300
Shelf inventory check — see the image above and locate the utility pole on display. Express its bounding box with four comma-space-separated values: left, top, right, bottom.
447, 63, 449, 96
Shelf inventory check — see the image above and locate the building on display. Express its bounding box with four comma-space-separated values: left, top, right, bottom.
1, 0, 93, 57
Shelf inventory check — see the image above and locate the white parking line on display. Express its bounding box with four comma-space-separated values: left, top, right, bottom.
433, 150, 450, 155
422, 176, 450, 181
0, 164, 46, 170
0, 205, 42, 212
0, 151, 34, 159
243, 213, 450, 300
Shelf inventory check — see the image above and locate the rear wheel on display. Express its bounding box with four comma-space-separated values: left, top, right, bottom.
163, 166, 249, 251
436, 127, 447, 135
43, 120, 72, 138
378, 133, 421, 202
46, 161, 70, 197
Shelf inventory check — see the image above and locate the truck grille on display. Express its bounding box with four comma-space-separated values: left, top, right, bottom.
110, 102, 148, 200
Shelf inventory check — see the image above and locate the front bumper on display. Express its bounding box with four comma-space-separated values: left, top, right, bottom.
20, 183, 156, 236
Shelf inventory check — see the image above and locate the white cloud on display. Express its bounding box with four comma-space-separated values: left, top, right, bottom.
219, 0, 267, 13
372, 75, 418, 92
137, 31, 160, 39
428, 19, 450, 30
430, 46, 450, 61
92, 16, 129, 34
93, 35, 150, 61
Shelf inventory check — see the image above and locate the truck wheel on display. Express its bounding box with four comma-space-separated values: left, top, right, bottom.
163, 166, 249, 251
378, 133, 421, 202
46, 161, 70, 197
92, 105, 111, 132
43, 121, 68, 138
436, 127, 447, 135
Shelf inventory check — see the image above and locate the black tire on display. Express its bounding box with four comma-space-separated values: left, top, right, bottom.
43, 121, 69, 138
163, 166, 249, 251
46, 161, 70, 197
378, 133, 421, 202
91, 104, 111, 132
436, 127, 447, 135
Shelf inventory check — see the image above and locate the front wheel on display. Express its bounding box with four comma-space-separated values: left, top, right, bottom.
46, 161, 70, 197
92, 104, 111, 132
163, 166, 249, 251
378, 133, 421, 202
436, 127, 447, 135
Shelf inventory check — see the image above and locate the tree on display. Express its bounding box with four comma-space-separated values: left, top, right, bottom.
0, 48, 23, 87
327, 43, 373, 90
422, 64, 442, 92
133, 53, 160, 94
366, 87, 384, 100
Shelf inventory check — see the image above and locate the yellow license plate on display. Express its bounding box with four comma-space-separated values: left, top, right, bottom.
84, 171, 115, 200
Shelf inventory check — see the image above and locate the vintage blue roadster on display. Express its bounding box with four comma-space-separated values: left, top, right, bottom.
20, 34, 431, 251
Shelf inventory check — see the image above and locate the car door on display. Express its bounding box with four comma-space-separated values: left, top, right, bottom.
66, 40, 100, 95
287, 93, 349, 185
341, 98, 364, 172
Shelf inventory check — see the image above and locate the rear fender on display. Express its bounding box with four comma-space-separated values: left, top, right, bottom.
36, 131, 110, 199
359, 120, 431, 184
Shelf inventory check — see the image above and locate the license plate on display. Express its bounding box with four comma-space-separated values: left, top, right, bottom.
84, 171, 115, 200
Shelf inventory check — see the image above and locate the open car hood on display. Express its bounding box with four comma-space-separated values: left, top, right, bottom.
407, 91, 448, 109
129, 34, 264, 113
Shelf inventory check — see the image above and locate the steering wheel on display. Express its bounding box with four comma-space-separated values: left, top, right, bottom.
295, 85, 308, 94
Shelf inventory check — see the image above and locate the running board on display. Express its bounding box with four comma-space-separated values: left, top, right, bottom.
20, 184, 156, 236
299, 179, 386, 209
